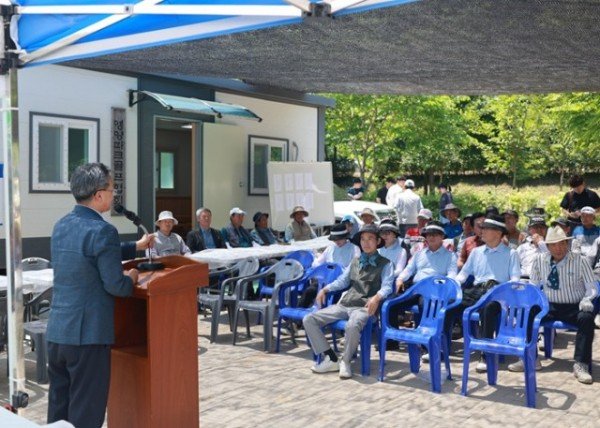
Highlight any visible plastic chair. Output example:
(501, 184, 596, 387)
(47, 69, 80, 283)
(541, 282, 600, 372)
(198, 258, 260, 343)
(461, 282, 549, 408)
(275, 263, 343, 353)
(232, 259, 304, 351)
(378, 276, 462, 392)
(24, 287, 53, 322)
(258, 250, 314, 299)
(328, 315, 379, 376)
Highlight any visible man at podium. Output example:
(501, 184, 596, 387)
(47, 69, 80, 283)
(47, 163, 140, 428)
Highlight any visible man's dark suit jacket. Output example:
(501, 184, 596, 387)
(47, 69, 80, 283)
(186, 227, 226, 252)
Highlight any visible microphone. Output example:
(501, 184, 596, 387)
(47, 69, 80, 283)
(114, 203, 164, 271)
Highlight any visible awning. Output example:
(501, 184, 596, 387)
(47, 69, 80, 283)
(129, 90, 262, 122)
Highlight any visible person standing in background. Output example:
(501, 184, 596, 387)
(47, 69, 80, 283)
(377, 177, 395, 205)
(438, 183, 453, 224)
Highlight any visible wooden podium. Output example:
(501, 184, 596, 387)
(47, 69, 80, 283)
(107, 255, 208, 428)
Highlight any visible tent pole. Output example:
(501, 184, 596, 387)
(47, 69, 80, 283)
(1, 8, 28, 412)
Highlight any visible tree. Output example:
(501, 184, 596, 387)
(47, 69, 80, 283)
(325, 94, 405, 186)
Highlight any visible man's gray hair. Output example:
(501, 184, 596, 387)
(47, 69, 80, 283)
(196, 207, 212, 217)
(70, 163, 111, 202)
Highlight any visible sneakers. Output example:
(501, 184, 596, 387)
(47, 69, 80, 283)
(339, 360, 353, 379)
(421, 353, 429, 363)
(475, 358, 487, 373)
(311, 355, 339, 374)
(595, 314, 600, 329)
(507, 358, 542, 372)
(573, 362, 593, 384)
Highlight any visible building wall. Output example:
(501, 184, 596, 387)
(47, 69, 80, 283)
(9, 65, 139, 239)
(214, 92, 319, 230)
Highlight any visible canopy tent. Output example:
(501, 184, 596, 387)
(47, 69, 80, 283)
(2, 0, 600, 414)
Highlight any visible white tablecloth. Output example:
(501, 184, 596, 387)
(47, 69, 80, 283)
(187, 236, 332, 268)
(0, 269, 54, 295)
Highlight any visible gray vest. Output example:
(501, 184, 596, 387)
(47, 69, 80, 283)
(339, 253, 389, 308)
(291, 220, 312, 241)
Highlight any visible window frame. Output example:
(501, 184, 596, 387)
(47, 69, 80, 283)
(248, 135, 289, 196)
(29, 112, 100, 193)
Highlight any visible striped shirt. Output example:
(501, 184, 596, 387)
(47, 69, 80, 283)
(531, 252, 598, 304)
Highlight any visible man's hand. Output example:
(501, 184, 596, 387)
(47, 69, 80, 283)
(126, 268, 139, 285)
(365, 293, 382, 316)
(135, 234, 155, 251)
(395, 278, 405, 293)
(579, 297, 594, 313)
(315, 288, 328, 308)
(531, 233, 543, 246)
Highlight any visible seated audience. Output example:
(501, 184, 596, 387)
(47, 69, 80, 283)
(221, 207, 255, 248)
(347, 177, 365, 200)
(285, 206, 317, 242)
(444, 215, 521, 373)
(442, 203, 463, 239)
(147, 211, 191, 257)
(509, 226, 597, 384)
(457, 212, 486, 269)
(517, 216, 548, 279)
(571, 206, 600, 258)
(359, 208, 376, 226)
(313, 223, 359, 268)
(341, 215, 360, 239)
(502, 209, 526, 249)
(456, 213, 474, 254)
(378, 219, 408, 279)
(406, 208, 432, 255)
(250, 211, 278, 246)
(303, 224, 393, 379)
(186, 207, 225, 252)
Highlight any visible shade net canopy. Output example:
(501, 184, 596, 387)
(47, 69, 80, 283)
(6, 0, 600, 95)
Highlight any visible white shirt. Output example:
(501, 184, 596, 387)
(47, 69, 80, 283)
(394, 189, 424, 225)
(386, 184, 403, 206)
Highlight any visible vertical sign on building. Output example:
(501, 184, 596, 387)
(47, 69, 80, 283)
(111, 108, 126, 215)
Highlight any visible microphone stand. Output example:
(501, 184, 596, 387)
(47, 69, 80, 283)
(115, 204, 164, 271)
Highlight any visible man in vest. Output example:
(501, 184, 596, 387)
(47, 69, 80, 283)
(303, 224, 394, 379)
(285, 205, 317, 242)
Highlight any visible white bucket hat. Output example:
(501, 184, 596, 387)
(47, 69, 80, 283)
(155, 210, 178, 226)
(545, 225, 573, 244)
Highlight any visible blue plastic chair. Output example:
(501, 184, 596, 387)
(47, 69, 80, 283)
(328, 315, 379, 376)
(378, 276, 462, 392)
(461, 282, 549, 408)
(275, 263, 343, 353)
(541, 282, 600, 372)
(258, 250, 314, 299)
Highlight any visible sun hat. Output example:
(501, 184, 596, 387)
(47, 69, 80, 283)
(442, 203, 461, 217)
(253, 211, 268, 223)
(418, 208, 433, 220)
(501, 209, 519, 220)
(229, 207, 246, 216)
(350, 224, 381, 247)
(329, 223, 349, 241)
(360, 207, 376, 219)
(480, 214, 507, 234)
(379, 218, 399, 236)
(290, 206, 309, 218)
(341, 214, 355, 223)
(155, 210, 178, 226)
(545, 226, 574, 244)
(528, 216, 547, 228)
(405, 179, 415, 189)
(420, 220, 446, 237)
(551, 217, 569, 227)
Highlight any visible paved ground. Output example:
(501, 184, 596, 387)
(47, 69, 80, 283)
(1, 313, 599, 427)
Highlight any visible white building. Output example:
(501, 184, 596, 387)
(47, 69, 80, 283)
(1, 65, 333, 266)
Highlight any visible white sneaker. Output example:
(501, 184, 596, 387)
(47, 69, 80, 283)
(311, 355, 339, 374)
(339, 360, 353, 379)
(595, 314, 600, 329)
(507, 358, 542, 372)
(475, 359, 487, 373)
(421, 353, 429, 363)
(573, 362, 593, 384)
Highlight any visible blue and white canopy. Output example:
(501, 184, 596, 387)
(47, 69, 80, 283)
(4, 0, 417, 67)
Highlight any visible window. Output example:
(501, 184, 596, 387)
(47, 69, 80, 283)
(156, 151, 175, 190)
(31, 113, 99, 192)
(248, 136, 288, 195)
